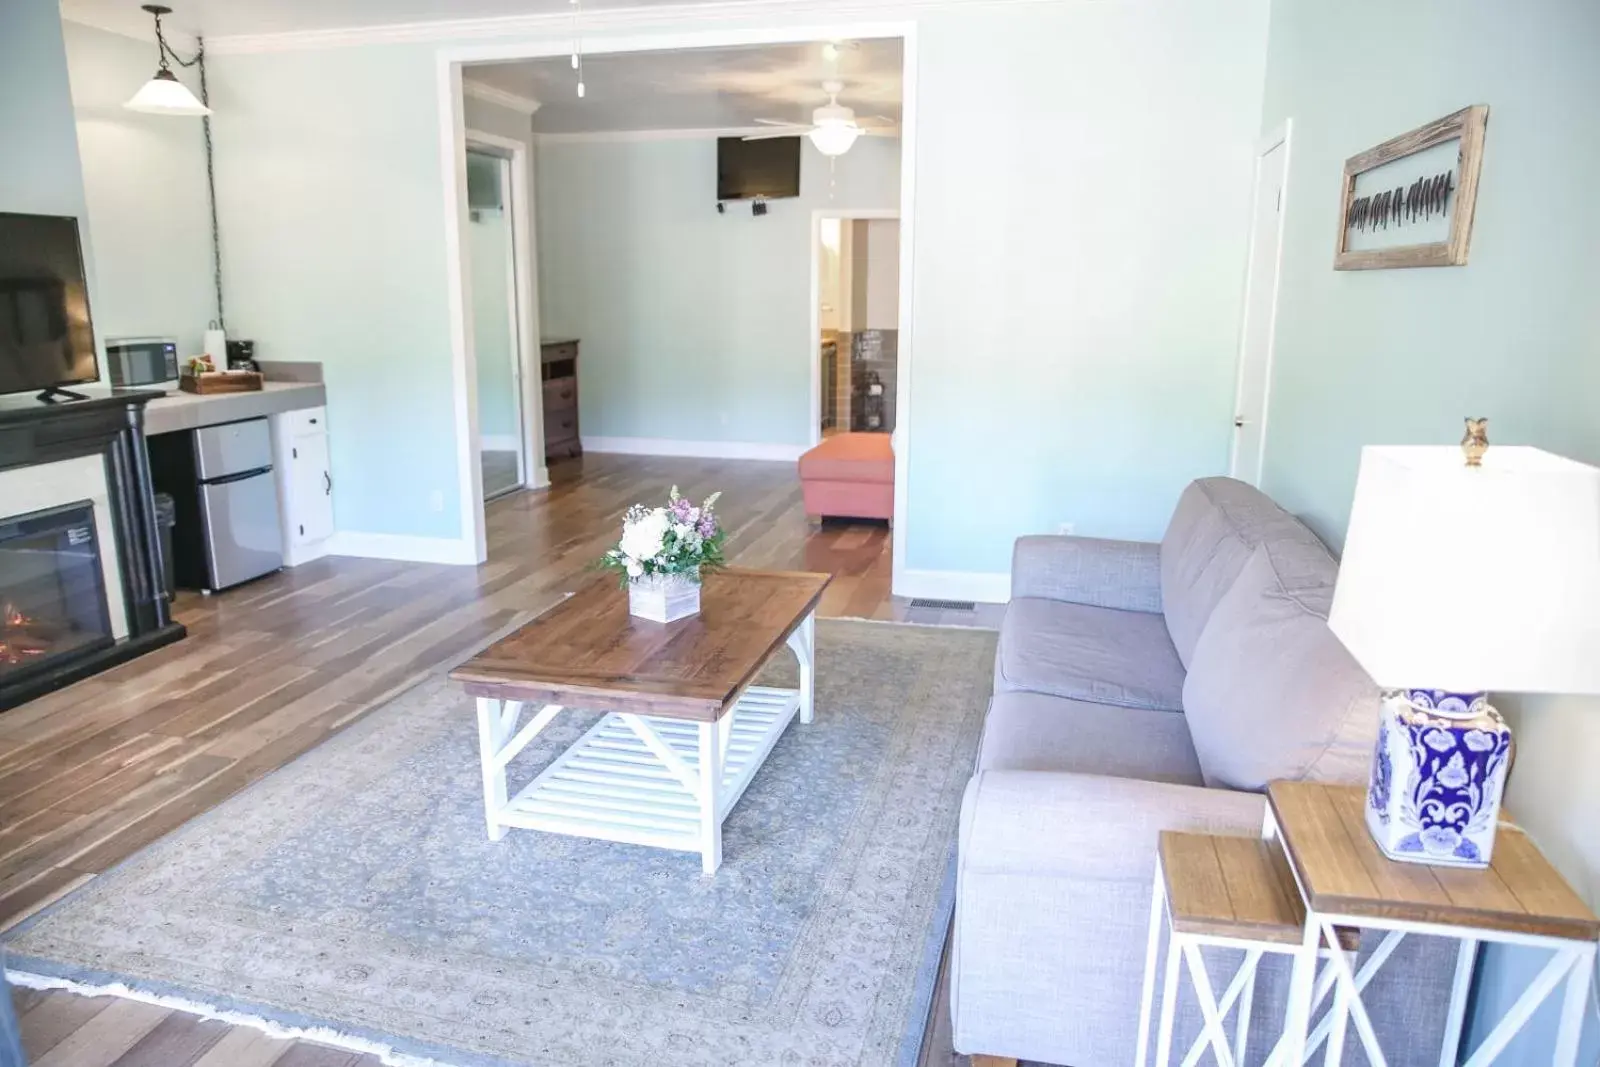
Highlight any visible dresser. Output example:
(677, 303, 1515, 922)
(540, 339, 580, 461)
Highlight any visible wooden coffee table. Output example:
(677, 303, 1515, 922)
(449, 568, 830, 874)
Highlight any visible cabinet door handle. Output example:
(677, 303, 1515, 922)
(324, 471, 333, 495)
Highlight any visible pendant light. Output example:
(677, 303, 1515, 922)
(125, 5, 210, 116)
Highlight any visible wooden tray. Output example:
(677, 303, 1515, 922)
(179, 371, 264, 395)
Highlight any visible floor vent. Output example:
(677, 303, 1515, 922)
(909, 598, 977, 612)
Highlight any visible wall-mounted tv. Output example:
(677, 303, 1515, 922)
(717, 137, 801, 201)
(0, 212, 99, 398)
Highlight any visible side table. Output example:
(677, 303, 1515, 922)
(1136, 831, 1360, 1067)
(1267, 781, 1600, 1067)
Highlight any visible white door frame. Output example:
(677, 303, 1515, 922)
(1228, 120, 1292, 485)
(808, 208, 900, 447)
(436, 23, 918, 578)
(465, 129, 546, 502)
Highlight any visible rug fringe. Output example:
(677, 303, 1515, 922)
(4, 969, 454, 1067)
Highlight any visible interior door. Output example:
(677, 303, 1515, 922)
(1230, 128, 1291, 486)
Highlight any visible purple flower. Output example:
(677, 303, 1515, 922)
(698, 514, 717, 537)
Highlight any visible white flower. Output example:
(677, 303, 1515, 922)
(626, 560, 643, 578)
(1422, 728, 1456, 753)
(1463, 729, 1497, 752)
(620, 509, 670, 562)
(672, 523, 692, 540)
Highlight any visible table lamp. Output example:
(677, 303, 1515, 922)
(1329, 427, 1600, 868)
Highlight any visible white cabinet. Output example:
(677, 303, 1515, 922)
(270, 405, 335, 566)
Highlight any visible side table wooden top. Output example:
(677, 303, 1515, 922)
(1267, 781, 1599, 942)
(449, 568, 830, 721)
(1159, 832, 1360, 950)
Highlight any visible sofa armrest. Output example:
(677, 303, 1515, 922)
(959, 771, 1262, 883)
(1010, 535, 1162, 613)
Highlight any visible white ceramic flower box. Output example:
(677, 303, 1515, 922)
(628, 572, 701, 623)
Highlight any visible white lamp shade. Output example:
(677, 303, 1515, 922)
(808, 123, 861, 157)
(1329, 445, 1600, 694)
(125, 69, 211, 116)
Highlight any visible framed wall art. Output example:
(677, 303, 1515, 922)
(1334, 105, 1488, 270)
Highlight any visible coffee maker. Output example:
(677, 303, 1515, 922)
(225, 339, 257, 372)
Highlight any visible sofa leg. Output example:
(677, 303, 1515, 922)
(970, 1057, 1018, 1067)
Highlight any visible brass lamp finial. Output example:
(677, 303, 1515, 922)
(1462, 417, 1489, 467)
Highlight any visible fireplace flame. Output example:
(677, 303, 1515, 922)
(0, 602, 50, 665)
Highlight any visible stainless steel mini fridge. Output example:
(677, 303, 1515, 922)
(149, 417, 284, 592)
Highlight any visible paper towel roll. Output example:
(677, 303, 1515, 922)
(203, 327, 227, 364)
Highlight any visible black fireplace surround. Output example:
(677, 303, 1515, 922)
(0, 392, 185, 710)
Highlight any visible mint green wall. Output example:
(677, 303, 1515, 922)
(0, 1, 86, 221)
(209, 45, 463, 540)
(903, 0, 1269, 572)
(62, 21, 216, 359)
(1258, 2, 1600, 1060)
(534, 135, 899, 447)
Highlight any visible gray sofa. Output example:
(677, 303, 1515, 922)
(952, 478, 1452, 1066)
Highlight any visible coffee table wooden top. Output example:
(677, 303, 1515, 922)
(1267, 781, 1599, 942)
(449, 568, 830, 721)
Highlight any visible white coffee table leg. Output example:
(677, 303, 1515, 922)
(475, 697, 520, 841)
(787, 613, 816, 724)
(698, 715, 724, 874)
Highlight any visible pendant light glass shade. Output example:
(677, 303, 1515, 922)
(807, 123, 861, 157)
(125, 68, 210, 115)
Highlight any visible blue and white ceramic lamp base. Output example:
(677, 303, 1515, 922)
(1366, 689, 1514, 869)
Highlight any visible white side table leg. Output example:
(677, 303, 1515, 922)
(1135, 871, 1167, 1067)
(1554, 944, 1596, 1067)
(787, 613, 816, 724)
(698, 716, 724, 874)
(1280, 917, 1322, 1067)
(1438, 938, 1477, 1067)
(1234, 951, 1256, 1067)
(1155, 929, 1184, 1067)
(1323, 949, 1353, 1066)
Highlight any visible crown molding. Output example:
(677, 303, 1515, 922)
(202, 0, 1043, 54)
(60, 2, 201, 52)
(533, 125, 902, 143)
(462, 80, 542, 115)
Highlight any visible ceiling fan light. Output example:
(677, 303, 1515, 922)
(808, 123, 860, 157)
(125, 68, 210, 116)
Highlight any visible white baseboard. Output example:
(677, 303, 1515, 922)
(895, 568, 1011, 605)
(582, 436, 805, 462)
(326, 531, 480, 565)
(479, 433, 521, 452)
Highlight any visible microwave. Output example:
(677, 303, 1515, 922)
(106, 337, 180, 389)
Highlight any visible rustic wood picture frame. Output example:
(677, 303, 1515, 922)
(1334, 105, 1488, 270)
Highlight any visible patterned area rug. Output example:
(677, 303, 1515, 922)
(5, 620, 996, 1067)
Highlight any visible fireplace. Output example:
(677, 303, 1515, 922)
(0, 501, 115, 688)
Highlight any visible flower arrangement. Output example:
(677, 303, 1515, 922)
(598, 486, 726, 586)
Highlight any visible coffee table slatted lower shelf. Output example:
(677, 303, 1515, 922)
(501, 686, 801, 853)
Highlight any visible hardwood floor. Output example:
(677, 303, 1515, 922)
(2, 453, 1000, 1067)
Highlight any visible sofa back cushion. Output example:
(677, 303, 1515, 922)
(1159, 478, 1335, 667)
(1182, 543, 1380, 791)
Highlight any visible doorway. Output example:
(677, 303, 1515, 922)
(811, 209, 901, 445)
(465, 144, 530, 501)
(1229, 122, 1291, 486)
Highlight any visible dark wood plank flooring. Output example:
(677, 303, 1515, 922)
(3, 453, 999, 1066)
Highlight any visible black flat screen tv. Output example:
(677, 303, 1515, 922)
(717, 136, 801, 201)
(0, 212, 99, 397)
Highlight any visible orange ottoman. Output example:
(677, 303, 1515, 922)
(798, 432, 894, 521)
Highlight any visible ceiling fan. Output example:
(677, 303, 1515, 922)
(744, 81, 896, 157)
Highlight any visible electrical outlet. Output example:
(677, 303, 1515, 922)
(429, 490, 445, 513)
(1058, 522, 1076, 536)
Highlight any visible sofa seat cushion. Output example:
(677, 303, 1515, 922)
(978, 690, 1203, 784)
(1183, 545, 1380, 791)
(997, 597, 1186, 712)
(796, 432, 894, 484)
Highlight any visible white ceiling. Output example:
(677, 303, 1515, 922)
(470, 39, 903, 134)
(59, 0, 691, 39)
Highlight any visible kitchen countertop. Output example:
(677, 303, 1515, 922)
(139, 381, 327, 436)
